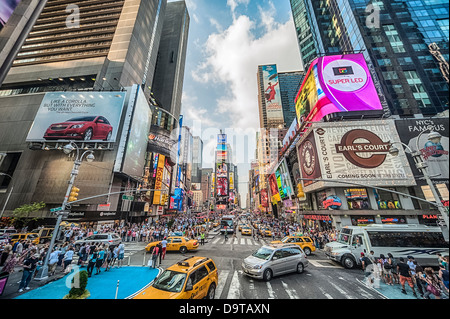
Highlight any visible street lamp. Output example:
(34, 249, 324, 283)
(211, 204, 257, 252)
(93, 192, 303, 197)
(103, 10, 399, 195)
(0, 172, 13, 220)
(389, 130, 449, 240)
(35, 141, 94, 281)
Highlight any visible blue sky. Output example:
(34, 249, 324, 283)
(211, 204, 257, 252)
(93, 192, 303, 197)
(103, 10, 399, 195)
(170, 0, 303, 206)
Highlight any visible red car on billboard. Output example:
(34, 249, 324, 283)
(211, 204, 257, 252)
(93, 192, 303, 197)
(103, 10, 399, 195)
(43, 116, 113, 141)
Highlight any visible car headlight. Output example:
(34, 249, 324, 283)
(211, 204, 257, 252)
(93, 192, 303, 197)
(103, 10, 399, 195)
(331, 252, 340, 256)
(71, 124, 85, 128)
(253, 265, 263, 269)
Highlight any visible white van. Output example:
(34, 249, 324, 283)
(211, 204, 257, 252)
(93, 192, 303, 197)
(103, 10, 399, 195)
(324, 224, 448, 269)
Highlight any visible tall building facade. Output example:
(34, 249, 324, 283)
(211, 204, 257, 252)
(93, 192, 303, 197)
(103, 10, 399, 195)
(289, 0, 449, 117)
(152, 0, 190, 120)
(191, 136, 203, 184)
(0, 0, 190, 226)
(278, 70, 305, 128)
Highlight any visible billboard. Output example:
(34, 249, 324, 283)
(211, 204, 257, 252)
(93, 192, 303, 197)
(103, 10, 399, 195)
(295, 53, 382, 124)
(229, 172, 234, 190)
(27, 92, 126, 142)
(152, 154, 165, 205)
(262, 64, 284, 122)
(395, 118, 449, 185)
(217, 177, 228, 196)
(216, 162, 227, 178)
(301, 120, 415, 191)
(0, 0, 21, 31)
(268, 173, 281, 202)
(218, 134, 227, 144)
(297, 130, 322, 186)
(121, 88, 152, 177)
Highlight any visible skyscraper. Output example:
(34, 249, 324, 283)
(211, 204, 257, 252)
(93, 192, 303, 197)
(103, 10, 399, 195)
(289, 0, 449, 117)
(152, 0, 190, 120)
(0, 0, 191, 224)
(278, 70, 305, 128)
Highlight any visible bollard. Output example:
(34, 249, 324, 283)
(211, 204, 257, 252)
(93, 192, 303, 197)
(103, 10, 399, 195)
(115, 280, 119, 299)
(142, 251, 146, 267)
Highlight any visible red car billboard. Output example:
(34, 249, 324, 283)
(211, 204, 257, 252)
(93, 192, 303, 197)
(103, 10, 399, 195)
(26, 92, 126, 142)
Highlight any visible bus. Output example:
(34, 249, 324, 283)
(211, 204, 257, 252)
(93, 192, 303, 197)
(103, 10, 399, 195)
(324, 224, 448, 269)
(220, 215, 235, 234)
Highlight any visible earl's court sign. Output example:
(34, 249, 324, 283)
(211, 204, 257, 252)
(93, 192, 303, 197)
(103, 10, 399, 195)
(297, 120, 416, 192)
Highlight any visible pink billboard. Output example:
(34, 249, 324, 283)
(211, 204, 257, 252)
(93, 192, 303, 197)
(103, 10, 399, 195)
(295, 53, 382, 123)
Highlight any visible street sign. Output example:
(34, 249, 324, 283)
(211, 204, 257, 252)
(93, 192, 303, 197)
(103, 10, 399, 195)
(50, 207, 62, 213)
(122, 195, 134, 201)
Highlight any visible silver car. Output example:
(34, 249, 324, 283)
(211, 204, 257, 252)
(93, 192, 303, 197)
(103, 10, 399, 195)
(241, 244, 308, 281)
(74, 233, 121, 250)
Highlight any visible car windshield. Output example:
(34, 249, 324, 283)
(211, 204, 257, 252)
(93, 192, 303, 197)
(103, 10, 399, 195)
(67, 116, 96, 122)
(252, 247, 273, 260)
(152, 270, 187, 293)
(281, 237, 291, 243)
(337, 233, 351, 244)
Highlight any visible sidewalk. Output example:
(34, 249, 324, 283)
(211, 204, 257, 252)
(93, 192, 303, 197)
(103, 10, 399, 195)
(1, 264, 160, 299)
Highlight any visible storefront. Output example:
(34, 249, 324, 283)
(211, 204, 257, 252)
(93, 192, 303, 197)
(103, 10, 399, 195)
(66, 211, 127, 230)
(301, 214, 333, 230)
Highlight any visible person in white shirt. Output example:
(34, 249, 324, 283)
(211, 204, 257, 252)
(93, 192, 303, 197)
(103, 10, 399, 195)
(48, 248, 60, 276)
(62, 246, 74, 272)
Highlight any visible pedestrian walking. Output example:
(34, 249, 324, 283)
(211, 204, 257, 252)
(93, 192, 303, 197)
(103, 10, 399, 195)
(87, 247, 97, 277)
(200, 231, 205, 245)
(161, 237, 167, 260)
(387, 253, 399, 285)
(360, 252, 373, 286)
(111, 245, 119, 268)
(104, 246, 113, 271)
(422, 267, 443, 299)
(117, 242, 125, 268)
(48, 247, 60, 276)
(62, 246, 74, 273)
(18, 252, 39, 292)
(397, 257, 417, 297)
(95, 245, 105, 275)
(150, 245, 159, 269)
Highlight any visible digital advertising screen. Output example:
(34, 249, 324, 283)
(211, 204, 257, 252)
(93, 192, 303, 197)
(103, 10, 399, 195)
(295, 53, 382, 124)
(26, 91, 126, 142)
(217, 177, 228, 196)
(121, 88, 152, 178)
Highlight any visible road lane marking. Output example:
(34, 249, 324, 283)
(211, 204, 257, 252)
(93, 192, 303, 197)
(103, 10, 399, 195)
(281, 280, 299, 299)
(216, 270, 229, 299)
(227, 271, 241, 299)
(266, 281, 276, 299)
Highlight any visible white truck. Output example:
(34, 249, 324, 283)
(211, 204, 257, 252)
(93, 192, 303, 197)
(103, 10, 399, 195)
(324, 224, 448, 269)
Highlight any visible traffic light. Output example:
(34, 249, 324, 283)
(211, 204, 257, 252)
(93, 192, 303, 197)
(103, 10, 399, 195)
(161, 194, 168, 205)
(297, 183, 305, 198)
(68, 186, 80, 202)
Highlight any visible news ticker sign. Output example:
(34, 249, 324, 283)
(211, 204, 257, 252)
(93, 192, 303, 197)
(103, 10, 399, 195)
(296, 119, 416, 192)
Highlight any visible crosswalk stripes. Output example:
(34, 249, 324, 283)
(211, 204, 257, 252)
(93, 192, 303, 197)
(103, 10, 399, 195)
(215, 270, 229, 299)
(209, 236, 269, 246)
(215, 269, 379, 299)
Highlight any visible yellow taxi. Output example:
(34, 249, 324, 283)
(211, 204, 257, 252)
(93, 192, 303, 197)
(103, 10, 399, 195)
(133, 256, 219, 299)
(145, 236, 199, 254)
(9, 233, 40, 246)
(241, 226, 252, 236)
(271, 236, 316, 255)
(258, 227, 272, 237)
(213, 221, 220, 228)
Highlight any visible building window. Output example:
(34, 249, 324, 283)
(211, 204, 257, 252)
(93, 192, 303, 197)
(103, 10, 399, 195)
(382, 24, 406, 53)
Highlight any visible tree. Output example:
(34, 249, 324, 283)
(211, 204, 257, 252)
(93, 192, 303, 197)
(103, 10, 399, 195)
(11, 201, 46, 229)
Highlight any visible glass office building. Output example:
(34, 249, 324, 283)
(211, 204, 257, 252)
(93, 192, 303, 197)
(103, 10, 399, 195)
(278, 71, 305, 128)
(289, 0, 449, 117)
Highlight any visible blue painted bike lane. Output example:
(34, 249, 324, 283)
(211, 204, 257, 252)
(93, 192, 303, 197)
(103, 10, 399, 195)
(15, 267, 160, 299)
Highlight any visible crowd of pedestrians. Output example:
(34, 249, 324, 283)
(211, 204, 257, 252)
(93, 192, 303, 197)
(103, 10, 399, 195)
(360, 250, 449, 299)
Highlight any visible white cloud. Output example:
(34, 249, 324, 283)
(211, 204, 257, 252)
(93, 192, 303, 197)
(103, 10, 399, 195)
(192, 12, 302, 131)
